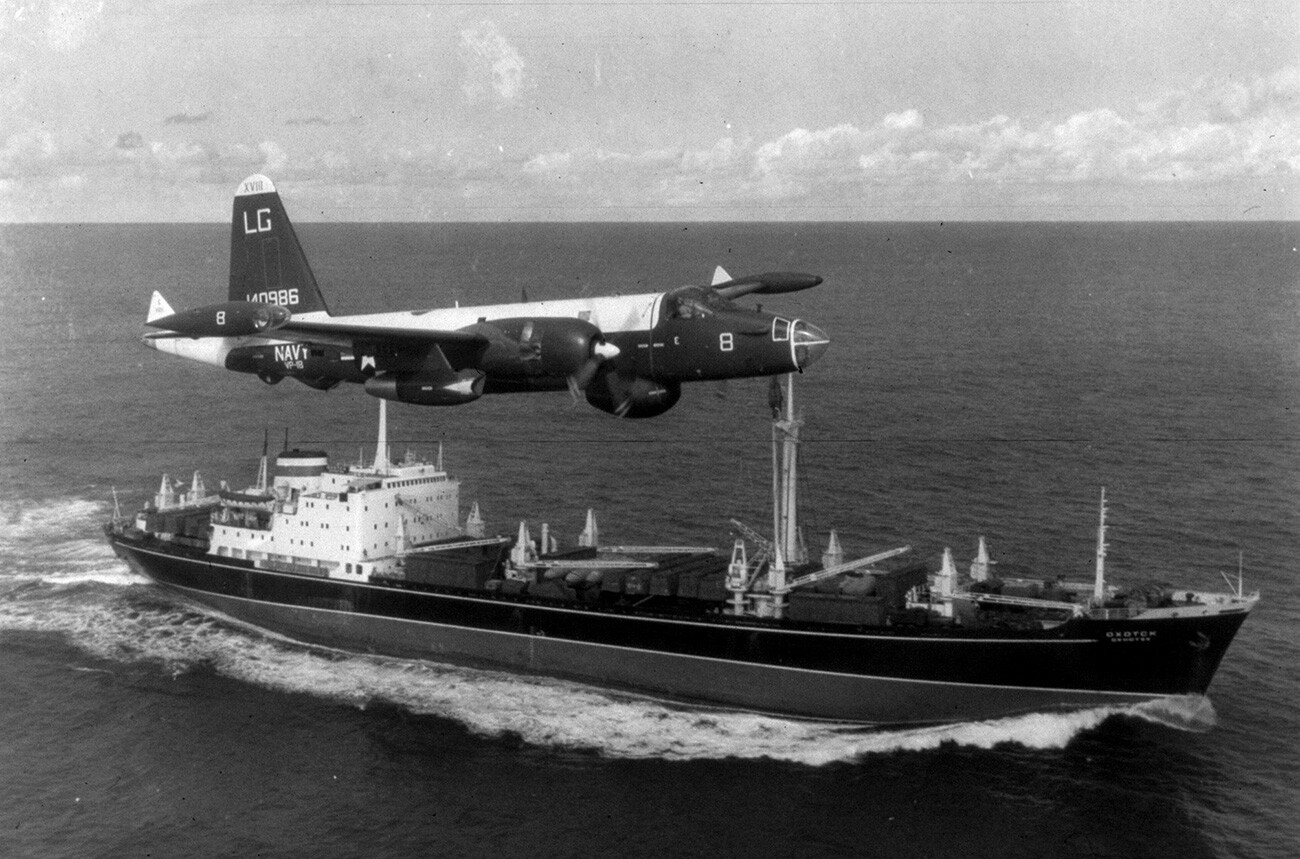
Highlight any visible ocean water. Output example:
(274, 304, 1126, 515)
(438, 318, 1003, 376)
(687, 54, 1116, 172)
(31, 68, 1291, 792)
(0, 221, 1297, 858)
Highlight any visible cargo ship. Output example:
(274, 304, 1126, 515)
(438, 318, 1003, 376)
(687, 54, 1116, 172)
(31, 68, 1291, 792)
(105, 379, 1257, 725)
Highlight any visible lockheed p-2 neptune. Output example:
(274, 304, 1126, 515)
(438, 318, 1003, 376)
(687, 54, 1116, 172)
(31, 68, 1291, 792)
(143, 174, 830, 418)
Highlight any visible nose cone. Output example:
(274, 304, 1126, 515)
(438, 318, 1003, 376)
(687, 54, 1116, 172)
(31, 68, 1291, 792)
(792, 321, 830, 369)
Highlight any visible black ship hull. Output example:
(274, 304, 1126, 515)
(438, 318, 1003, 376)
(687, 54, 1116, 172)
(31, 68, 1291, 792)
(108, 532, 1251, 725)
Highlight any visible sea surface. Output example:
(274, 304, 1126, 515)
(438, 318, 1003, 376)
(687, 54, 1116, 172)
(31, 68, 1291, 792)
(0, 221, 1297, 858)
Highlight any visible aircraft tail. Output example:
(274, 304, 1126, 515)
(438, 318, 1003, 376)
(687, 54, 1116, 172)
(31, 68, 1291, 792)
(228, 175, 331, 315)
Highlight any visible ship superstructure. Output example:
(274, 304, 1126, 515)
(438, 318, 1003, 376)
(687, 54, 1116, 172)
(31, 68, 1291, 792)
(201, 405, 463, 581)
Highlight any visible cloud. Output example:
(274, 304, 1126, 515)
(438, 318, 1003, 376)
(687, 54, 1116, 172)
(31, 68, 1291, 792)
(3, 67, 1296, 220)
(0, 127, 59, 176)
(481, 68, 1299, 216)
(115, 131, 144, 151)
(735, 68, 1299, 193)
(460, 20, 528, 104)
(164, 112, 212, 126)
(45, 0, 104, 52)
(0, 126, 304, 189)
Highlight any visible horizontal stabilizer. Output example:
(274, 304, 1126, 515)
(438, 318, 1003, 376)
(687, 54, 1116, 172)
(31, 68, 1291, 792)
(147, 291, 175, 324)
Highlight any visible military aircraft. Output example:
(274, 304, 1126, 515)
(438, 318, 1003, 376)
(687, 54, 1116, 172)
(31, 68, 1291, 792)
(143, 174, 830, 418)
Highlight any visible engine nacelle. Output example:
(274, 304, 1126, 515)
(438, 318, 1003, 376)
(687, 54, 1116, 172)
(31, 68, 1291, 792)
(585, 372, 681, 419)
(473, 317, 605, 379)
(364, 370, 486, 406)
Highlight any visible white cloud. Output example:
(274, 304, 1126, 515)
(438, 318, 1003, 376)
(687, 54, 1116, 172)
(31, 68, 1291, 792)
(479, 68, 1297, 216)
(259, 140, 289, 174)
(460, 20, 528, 104)
(2, 66, 1296, 220)
(881, 109, 923, 131)
(522, 150, 573, 178)
(0, 127, 59, 176)
(45, 0, 104, 52)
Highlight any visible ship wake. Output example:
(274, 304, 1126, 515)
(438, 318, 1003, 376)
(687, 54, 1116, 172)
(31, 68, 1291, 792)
(0, 497, 144, 589)
(1, 589, 1216, 764)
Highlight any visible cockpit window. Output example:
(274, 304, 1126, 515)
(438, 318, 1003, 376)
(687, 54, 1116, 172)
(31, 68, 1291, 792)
(665, 286, 737, 320)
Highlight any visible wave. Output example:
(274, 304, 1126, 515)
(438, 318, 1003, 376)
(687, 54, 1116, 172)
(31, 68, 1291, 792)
(0, 496, 144, 588)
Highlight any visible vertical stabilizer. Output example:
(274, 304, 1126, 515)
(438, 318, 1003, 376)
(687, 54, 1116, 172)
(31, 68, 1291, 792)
(229, 174, 330, 315)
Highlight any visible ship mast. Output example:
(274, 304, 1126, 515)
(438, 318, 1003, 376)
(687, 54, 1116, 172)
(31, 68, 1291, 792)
(772, 374, 805, 564)
(374, 399, 391, 472)
(1093, 487, 1107, 604)
(255, 429, 269, 493)
(767, 373, 807, 615)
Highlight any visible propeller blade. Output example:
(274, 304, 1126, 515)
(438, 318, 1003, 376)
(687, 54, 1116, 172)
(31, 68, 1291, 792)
(566, 339, 620, 404)
(566, 361, 599, 405)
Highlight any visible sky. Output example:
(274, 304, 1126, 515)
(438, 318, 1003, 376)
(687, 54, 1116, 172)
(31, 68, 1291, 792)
(1, 0, 1298, 222)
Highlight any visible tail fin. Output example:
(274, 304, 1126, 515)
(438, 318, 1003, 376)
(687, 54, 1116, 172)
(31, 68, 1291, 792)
(228, 174, 330, 315)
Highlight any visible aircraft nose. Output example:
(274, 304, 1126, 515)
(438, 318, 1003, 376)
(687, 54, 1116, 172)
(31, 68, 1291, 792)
(792, 320, 830, 369)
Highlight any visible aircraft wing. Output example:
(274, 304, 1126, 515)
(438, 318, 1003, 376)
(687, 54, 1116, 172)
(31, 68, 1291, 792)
(275, 319, 491, 367)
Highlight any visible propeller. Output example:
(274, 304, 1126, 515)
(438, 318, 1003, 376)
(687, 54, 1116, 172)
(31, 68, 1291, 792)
(567, 339, 620, 403)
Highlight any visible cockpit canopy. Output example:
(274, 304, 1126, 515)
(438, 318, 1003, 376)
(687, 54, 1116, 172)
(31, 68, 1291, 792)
(662, 286, 739, 321)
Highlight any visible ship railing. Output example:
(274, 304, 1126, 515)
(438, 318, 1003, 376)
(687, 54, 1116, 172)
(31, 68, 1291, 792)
(1085, 606, 1142, 621)
(1185, 589, 1261, 607)
(524, 559, 660, 570)
(260, 558, 335, 578)
(597, 546, 717, 554)
(410, 537, 510, 552)
(953, 591, 1086, 617)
